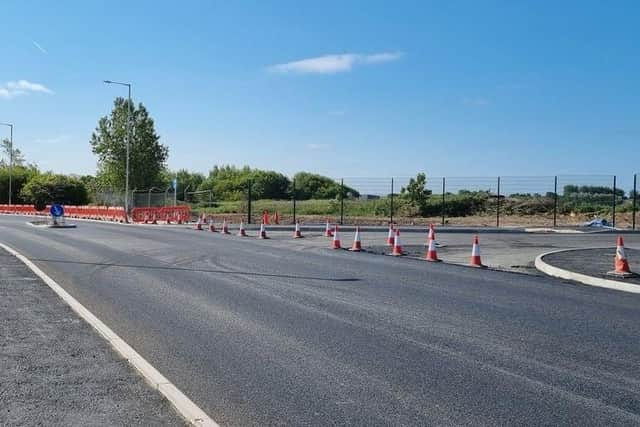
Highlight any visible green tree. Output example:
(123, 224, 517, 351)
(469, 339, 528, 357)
(400, 173, 432, 216)
(197, 165, 291, 200)
(90, 97, 168, 191)
(175, 169, 205, 201)
(0, 165, 40, 204)
(20, 173, 89, 207)
(291, 172, 359, 200)
(1, 138, 26, 167)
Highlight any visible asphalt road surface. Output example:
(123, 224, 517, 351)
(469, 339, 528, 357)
(1, 215, 639, 426)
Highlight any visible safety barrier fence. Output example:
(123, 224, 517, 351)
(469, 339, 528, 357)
(0, 204, 128, 222)
(131, 206, 191, 223)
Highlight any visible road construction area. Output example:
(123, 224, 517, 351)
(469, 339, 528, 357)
(1, 214, 639, 426)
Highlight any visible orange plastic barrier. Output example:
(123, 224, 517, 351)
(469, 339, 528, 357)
(131, 206, 191, 224)
(0, 204, 128, 222)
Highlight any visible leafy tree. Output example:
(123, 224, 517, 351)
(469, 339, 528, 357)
(20, 173, 89, 207)
(175, 169, 205, 201)
(90, 97, 168, 191)
(400, 173, 432, 215)
(0, 165, 40, 204)
(197, 165, 291, 200)
(0, 138, 26, 167)
(292, 172, 359, 200)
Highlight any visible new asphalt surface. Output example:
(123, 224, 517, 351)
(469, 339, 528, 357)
(0, 246, 186, 426)
(1, 215, 639, 426)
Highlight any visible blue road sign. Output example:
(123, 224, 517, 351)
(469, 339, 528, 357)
(50, 203, 64, 217)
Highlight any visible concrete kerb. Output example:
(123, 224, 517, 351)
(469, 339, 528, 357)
(535, 248, 640, 294)
(0, 241, 219, 427)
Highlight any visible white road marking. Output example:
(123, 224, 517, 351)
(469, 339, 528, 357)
(0, 241, 219, 427)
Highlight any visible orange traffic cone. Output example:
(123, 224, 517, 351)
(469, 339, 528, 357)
(194, 216, 203, 231)
(262, 211, 270, 225)
(201, 213, 208, 224)
(470, 235, 486, 268)
(152, 213, 158, 225)
(426, 224, 435, 245)
(273, 212, 280, 225)
(259, 221, 269, 239)
(391, 229, 403, 256)
(325, 220, 334, 237)
(238, 221, 248, 237)
(331, 225, 342, 249)
(608, 236, 635, 277)
(349, 226, 362, 252)
(209, 219, 217, 232)
(177, 214, 183, 225)
(222, 219, 231, 234)
(425, 234, 440, 262)
(293, 221, 303, 238)
(144, 213, 149, 224)
(386, 224, 395, 246)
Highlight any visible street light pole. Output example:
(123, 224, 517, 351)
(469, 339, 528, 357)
(0, 123, 13, 205)
(103, 80, 132, 221)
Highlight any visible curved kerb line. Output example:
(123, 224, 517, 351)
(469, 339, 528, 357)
(0, 241, 219, 427)
(535, 248, 640, 294)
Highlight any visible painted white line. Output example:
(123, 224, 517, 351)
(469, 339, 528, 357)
(535, 248, 640, 294)
(0, 241, 219, 427)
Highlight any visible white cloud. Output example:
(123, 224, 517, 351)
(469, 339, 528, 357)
(35, 135, 69, 144)
(463, 97, 490, 106)
(0, 80, 53, 99)
(328, 110, 346, 116)
(306, 143, 331, 150)
(32, 41, 48, 54)
(269, 51, 403, 74)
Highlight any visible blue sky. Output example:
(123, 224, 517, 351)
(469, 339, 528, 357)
(1, 1, 639, 180)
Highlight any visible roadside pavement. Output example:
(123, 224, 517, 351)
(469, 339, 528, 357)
(0, 248, 186, 426)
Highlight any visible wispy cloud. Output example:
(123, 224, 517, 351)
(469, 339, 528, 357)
(269, 51, 403, 74)
(32, 41, 48, 54)
(35, 135, 69, 144)
(306, 143, 331, 151)
(0, 80, 53, 99)
(462, 97, 490, 106)
(328, 110, 346, 116)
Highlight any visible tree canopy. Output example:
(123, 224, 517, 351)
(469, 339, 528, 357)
(90, 97, 168, 191)
(292, 172, 359, 200)
(20, 173, 89, 207)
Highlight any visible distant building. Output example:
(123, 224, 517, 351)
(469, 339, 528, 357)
(359, 194, 381, 200)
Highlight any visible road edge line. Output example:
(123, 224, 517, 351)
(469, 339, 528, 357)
(534, 248, 640, 294)
(0, 241, 219, 427)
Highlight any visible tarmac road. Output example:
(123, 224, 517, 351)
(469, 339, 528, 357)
(1, 215, 639, 426)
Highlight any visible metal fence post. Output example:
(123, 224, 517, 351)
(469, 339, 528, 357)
(612, 175, 617, 228)
(553, 176, 558, 228)
(340, 178, 344, 225)
(247, 180, 252, 224)
(292, 179, 296, 225)
(633, 173, 637, 231)
(441, 177, 446, 226)
(496, 176, 501, 227)
(390, 178, 394, 225)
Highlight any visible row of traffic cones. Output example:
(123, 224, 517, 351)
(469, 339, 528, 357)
(327, 223, 486, 267)
(193, 217, 634, 275)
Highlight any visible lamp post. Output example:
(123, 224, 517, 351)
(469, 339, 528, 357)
(103, 80, 132, 221)
(0, 122, 13, 205)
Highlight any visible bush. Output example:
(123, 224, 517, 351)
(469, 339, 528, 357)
(20, 173, 89, 206)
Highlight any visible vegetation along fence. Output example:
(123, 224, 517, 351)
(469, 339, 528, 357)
(135, 174, 639, 230)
